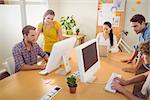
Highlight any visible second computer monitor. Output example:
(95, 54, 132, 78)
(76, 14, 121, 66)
(44, 37, 77, 74)
(76, 39, 100, 83)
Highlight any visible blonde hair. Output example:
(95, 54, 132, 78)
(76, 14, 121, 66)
(42, 9, 55, 32)
(139, 41, 150, 55)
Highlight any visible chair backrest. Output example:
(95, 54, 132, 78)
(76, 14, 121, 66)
(2, 57, 15, 75)
(117, 38, 133, 53)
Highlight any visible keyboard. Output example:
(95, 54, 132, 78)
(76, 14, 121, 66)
(105, 72, 122, 93)
(41, 85, 61, 100)
(71, 70, 80, 78)
(38, 70, 48, 75)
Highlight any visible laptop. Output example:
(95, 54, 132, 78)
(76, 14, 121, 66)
(99, 45, 108, 57)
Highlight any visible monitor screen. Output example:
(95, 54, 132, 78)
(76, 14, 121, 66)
(39, 37, 77, 75)
(82, 42, 98, 72)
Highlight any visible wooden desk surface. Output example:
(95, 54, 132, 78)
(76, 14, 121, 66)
(63, 34, 86, 38)
(0, 52, 135, 100)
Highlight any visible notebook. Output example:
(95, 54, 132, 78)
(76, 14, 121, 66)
(99, 45, 108, 57)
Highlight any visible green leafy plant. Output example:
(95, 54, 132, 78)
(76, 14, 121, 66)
(60, 15, 79, 35)
(75, 28, 80, 35)
(67, 76, 77, 87)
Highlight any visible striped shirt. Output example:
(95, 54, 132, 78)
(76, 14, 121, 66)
(12, 41, 46, 72)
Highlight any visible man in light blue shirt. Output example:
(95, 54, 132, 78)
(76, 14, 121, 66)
(122, 14, 150, 73)
(134, 23, 150, 62)
(137, 23, 150, 48)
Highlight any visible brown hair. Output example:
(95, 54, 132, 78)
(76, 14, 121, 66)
(139, 41, 150, 55)
(22, 25, 36, 35)
(130, 14, 145, 24)
(42, 9, 55, 32)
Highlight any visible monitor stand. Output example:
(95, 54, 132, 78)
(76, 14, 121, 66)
(87, 76, 96, 83)
(55, 55, 71, 75)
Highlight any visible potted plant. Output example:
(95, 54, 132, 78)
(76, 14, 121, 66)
(60, 15, 79, 35)
(66, 75, 77, 93)
(75, 28, 80, 35)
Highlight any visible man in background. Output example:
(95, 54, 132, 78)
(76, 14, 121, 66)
(113, 41, 150, 100)
(122, 14, 150, 73)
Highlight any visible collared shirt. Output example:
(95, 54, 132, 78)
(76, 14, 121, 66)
(134, 23, 150, 50)
(133, 23, 150, 64)
(12, 41, 46, 72)
(139, 23, 150, 43)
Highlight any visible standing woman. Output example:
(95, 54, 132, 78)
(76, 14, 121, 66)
(37, 9, 63, 56)
(96, 21, 119, 53)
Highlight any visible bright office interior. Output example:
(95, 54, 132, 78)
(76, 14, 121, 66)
(0, 0, 150, 71)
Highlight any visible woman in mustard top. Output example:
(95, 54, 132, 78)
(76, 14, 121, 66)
(37, 9, 63, 56)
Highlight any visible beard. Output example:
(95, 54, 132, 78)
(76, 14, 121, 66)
(136, 31, 141, 34)
(136, 28, 145, 34)
(136, 30, 143, 34)
(27, 39, 36, 44)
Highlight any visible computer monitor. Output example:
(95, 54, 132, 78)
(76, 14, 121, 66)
(39, 37, 77, 75)
(76, 39, 100, 83)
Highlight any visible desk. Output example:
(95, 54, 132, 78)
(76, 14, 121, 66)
(63, 34, 86, 45)
(0, 52, 135, 100)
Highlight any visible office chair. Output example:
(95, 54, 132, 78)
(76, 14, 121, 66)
(117, 31, 133, 53)
(2, 57, 15, 75)
(117, 38, 133, 53)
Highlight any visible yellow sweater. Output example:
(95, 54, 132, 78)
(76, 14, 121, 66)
(38, 21, 61, 53)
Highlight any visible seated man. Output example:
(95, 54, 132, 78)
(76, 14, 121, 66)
(12, 25, 48, 72)
(112, 41, 150, 99)
(121, 14, 150, 73)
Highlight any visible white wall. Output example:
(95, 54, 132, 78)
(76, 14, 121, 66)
(0, 5, 22, 70)
(26, 4, 48, 47)
(124, 0, 149, 48)
(48, 0, 59, 19)
(54, 0, 149, 46)
(57, 0, 98, 40)
(147, 0, 150, 22)
(0, 4, 48, 70)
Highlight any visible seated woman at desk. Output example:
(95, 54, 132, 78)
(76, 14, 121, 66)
(96, 21, 119, 53)
(112, 41, 150, 100)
